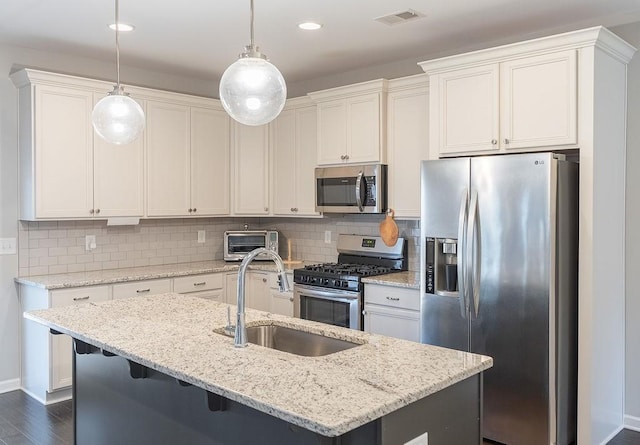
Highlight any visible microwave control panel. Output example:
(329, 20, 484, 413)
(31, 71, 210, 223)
(268, 231, 279, 253)
(364, 176, 377, 205)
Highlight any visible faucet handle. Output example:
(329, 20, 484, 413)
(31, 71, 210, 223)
(277, 272, 291, 292)
(224, 305, 235, 336)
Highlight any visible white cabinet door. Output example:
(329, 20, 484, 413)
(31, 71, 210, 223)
(146, 100, 191, 216)
(232, 123, 269, 215)
(225, 272, 239, 304)
(434, 64, 500, 156)
(270, 289, 294, 317)
(347, 93, 381, 163)
(387, 80, 430, 218)
(246, 271, 270, 311)
(190, 107, 230, 216)
(272, 108, 297, 215)
(316, 100, 347, 165)
(272, 104, 319, 216)
(34, 85, 94, 218)
(49, 285, 111, 391)
(92, 94, 145, 217)
(500, 50, 577, 150)
(363, 304, 420, 342)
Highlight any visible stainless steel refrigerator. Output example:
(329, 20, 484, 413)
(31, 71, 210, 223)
(420, 152, 577, 445)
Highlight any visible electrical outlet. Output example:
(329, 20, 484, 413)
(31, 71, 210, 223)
(85, 235, 96, 251)
(197, 230, 206, 243)
(324, 230, 331, 244)
(0, 238, 17, 255)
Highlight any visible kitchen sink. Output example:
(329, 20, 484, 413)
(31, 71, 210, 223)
(219, 324, 362, 356)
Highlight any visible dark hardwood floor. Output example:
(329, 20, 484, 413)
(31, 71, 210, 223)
(0, 389, 638, 444)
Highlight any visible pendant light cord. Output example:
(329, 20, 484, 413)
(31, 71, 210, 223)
(249, 0, 255, 50)
(115, 0, 121, 88)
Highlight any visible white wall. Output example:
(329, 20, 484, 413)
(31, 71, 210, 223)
(611, 22, 640, 431)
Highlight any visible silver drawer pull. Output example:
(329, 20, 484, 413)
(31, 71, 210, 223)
(73, 296, 90, 301)
(136, 289, 151, 293)
(386, 296, 400, 301)
(193, 282, 206, 286)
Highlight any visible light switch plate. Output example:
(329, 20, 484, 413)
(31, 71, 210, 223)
(197, 230, 206, 243)
(0, 238, 17, 255)
(85, 235, 96, 251)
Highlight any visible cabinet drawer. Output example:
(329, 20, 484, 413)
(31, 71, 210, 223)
(173, 273, 223, 294)
(186, 289, 225, 302)
(50, 285, 111, 308)
(112, 279, 172, 299)
(364, 284, 419, 311)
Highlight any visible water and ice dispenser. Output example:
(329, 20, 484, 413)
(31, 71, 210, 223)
(425, 238, 458, 295)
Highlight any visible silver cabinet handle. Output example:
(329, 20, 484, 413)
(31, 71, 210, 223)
(491, 139, 497, 145)
(73, 296, 90, 301)
(345, 154, 349, 160)
(504, 138, 510, 144)
(188, 208, 193, 213)
(136, 288, 151, 293)
(95, 209, 100, 214)
(386, 296, 400, 301)
(262, 278, 267, 283)
(193, 282, 206, 286)
(264, 207, 268, 212)
(89, 209, 94, 214)
(340, 155, 345, 160)
(193, 208, 197, 213)
(289, 297, 294, 302)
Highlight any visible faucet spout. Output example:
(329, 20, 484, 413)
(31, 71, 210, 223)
(235, 248, 289, 348)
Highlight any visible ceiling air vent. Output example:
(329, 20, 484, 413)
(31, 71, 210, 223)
(374, 9, 424, 26)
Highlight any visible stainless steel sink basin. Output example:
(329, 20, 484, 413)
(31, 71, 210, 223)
(244, 324, 361, 357)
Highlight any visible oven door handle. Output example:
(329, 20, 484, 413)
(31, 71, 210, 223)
(294, 284, 360, 300)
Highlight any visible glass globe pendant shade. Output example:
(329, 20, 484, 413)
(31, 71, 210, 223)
(219, 56, 287, 126)
(92, 87, 145, 145)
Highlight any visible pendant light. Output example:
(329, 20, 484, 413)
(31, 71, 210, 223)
(219, 0, 287, 126)
(92, 0, 145, 145)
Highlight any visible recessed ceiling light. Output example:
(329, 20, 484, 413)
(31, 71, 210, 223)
(298, 22, 322, 31)
(108, 23, 135, 32)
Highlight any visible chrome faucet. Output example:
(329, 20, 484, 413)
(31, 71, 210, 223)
(235, 247, 290, 348)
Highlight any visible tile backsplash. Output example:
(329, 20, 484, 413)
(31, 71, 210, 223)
(18, 215, 420, 277)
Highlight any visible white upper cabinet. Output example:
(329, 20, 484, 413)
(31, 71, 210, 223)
(146, 100, 191, 216)
(423, 49, 577, 158)
(271, 98, 319, 216)
(147, 100, 230, 217)
(232, 122, 270, 215)
(93, 94, 145, 218)
(309, 79, 387, 165)
(190, 107, 230, 215)
(386, 75, 431, 218)
(10, 70, 146, 220)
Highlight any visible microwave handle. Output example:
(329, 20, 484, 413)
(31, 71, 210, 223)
(355, 170, 364, 212)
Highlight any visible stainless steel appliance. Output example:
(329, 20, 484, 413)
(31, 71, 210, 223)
(315, 164, 387, 213)
(294, 234, 407, 329)
(224, 230, 279, 262)
(420, 153, 578, 445)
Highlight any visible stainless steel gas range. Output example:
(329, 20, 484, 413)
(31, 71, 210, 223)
(293, 234, 407, 330)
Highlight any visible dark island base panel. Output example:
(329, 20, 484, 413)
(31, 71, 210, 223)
(72, 341, 482, 445)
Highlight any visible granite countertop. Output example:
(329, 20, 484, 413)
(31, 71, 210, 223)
(362, 271, 420, 289)
(15, 260, 315, 290)
(25, 294, 492, 437)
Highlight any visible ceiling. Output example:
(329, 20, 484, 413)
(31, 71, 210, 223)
(2, 0, 640, 93)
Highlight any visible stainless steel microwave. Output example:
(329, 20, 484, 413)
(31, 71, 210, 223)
(315, 164, 387, 213)
(223, 230, 279, 261)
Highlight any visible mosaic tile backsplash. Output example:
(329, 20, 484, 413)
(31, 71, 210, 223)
(19, 215, 420, 277)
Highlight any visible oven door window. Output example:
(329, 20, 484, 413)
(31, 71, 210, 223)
(300, 295, 351, 329)
(227, 235, 266, 254)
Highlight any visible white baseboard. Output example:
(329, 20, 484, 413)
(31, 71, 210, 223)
(599, 425, 624, 445)
(624, 414, 640, 432)
(0, 378, 20, 394)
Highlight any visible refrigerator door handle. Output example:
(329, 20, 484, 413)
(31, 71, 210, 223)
(467, 190, 480, 318)
(457, 188, 469, 319)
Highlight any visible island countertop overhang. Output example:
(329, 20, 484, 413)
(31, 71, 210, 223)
(24, 293, 492, 437)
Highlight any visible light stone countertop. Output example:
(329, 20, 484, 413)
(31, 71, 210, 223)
(25, 293, 492, 437)
(362, 271, 420, 289)
(15, 260, 317, 290)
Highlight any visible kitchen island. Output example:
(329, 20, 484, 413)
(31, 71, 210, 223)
(25, 293, 492, 445)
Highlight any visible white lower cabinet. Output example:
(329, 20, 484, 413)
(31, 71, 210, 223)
(20, 284, 111, 404)
(269, 272, 294, 316)
(174, 273, 225, 302)
(112, 278, 172, 300)
(246, 271, 271, 311)
(225, 272, 239, 304)
(363, 284, 420, 342)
